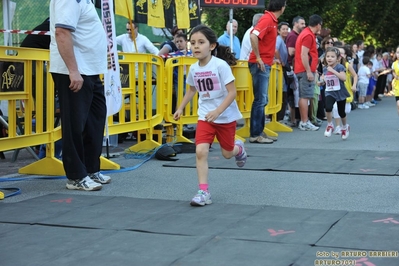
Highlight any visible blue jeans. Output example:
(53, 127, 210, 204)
(249, 63, 271, 137)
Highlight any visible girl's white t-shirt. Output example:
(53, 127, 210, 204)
(186, 56, 242, 123)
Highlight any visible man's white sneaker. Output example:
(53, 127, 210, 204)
(89, 172, 111, 184)
(66, 176, 102, 191)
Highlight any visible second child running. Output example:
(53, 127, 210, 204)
(322, 47, 351, 140)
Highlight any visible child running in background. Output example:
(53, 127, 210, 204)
(173, 25, 247, 206)
(332, 45, 358, 135)
(322, 47, 351, 140)
(391, 46, 399, 129)
(357, 57, 372, 109)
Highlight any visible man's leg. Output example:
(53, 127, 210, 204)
(249, 63, 270, 137)
(52, 73, 91, 181)
(84, 75, 107, 174)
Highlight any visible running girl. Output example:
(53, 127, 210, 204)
(322, 47, 351, 139)
(173, 25, 247, 206)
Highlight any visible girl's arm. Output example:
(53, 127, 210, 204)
(327, 66, 346, 81)
(173, 86, 196, 120)
(348, 64, 358, 91)
(205, 81, 237, 122)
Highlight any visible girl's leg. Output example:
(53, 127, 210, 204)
(324, 96, 335, 124)
(216, 121, 247, 168)
(337, 100, 347, 126)
(396, 98, 399, 117)
(324, 95, 335, 137)
(195, 143, 210, 188)
(191, 121, 214, 206)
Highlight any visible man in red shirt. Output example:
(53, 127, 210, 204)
(294, 14, 323, 131)
(248, 0, 286, 144)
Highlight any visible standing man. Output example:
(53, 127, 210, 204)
(294, 14, 323, 131)
(286, 16, 306, 67)
(240, 13, 263, 60)
(248, 0, 286, 143)
(50, 0, 111, 191)
(285, 16, 306, 126)
(218, 19, 241, 60)
(116, 21, 159, 54)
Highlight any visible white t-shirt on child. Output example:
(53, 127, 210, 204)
(186, 56, 242, 124)
(357, 65, 371, 84)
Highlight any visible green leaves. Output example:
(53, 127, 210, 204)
(202, 0, 398, 49)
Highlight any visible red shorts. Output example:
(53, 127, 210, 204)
(195, 120, 236, 151)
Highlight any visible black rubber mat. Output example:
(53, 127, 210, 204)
(164, 148, 399, 176)
(2, 193, 399, 266)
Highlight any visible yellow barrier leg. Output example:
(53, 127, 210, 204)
(127, 139, 161, 152)
(19, 157, 65, 176)
(265, 114, 293, 133)
(236, 118, 251, 138)
(266, 121, 293, 132)
(174, 125, 194, 143)
(100, 156, 120, 170)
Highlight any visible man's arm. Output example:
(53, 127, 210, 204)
(144, 37, 159, 55)
(301, 45, 314, 81)
(250, 32, 265, 72)
(288, 47, 295, 57)
(55, 27, 83, 92)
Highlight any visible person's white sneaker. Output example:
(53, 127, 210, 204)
(324, 123, 334, 137)
(298, 120, 319, 131)
(341, 125, 350, 140)
(333, 126, 342, 135)
(66, 176, 102, 191)
(89, 172, 111, 184)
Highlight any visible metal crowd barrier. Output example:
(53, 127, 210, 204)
(0, 47, 288, 176)
(108, 53, 164, 152)
(265, 63, 293, 134)
(0, 46, 118, 175)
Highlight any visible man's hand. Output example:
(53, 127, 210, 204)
(69, 71, 83, 92)
(307, 71, 314, 81)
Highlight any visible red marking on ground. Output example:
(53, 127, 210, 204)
(267, 229, 295, 236)
(356, 257, 376, 266)
(359, 169, 376, 172)
(50, 198, 73, 203)
(375, 157, 390, 160)
(372, 217, 399, 224)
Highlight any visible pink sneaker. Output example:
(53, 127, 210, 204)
(234, 140, 247, 167)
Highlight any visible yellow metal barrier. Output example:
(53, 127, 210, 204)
(265, 63, 293, 134)
(0, 46, 64, 175)
(232, 60, 253, 138)
(163, 57, 198, 143)
(109, 53, 164, 152)
(0, 46, 118, 175)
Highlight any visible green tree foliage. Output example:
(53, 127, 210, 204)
(201, 0, 399, 50)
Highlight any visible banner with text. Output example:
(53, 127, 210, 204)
(102, 0, 122, 117)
